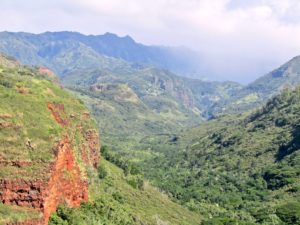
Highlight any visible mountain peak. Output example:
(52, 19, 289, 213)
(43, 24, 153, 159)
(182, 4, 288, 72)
(101, 32, 135, 43)
(103, 32, 118, 38)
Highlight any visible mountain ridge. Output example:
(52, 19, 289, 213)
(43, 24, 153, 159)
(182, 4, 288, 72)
(0, 31, 202, 78)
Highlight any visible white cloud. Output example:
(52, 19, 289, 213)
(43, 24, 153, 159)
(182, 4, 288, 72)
(0, 0, 300, 83)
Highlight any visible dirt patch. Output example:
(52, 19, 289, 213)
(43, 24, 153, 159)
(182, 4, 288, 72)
(47, 103, 69, 127)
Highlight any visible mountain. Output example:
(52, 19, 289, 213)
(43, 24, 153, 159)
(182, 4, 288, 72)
(60, 62, 243, 165)
(0, 55, 201, 225)
(3, 31, 300, 119)
(0, 31, 243, 119)
(218, 56, 300, 114)
(143, 87, 300, 224)
(0, 31, 201, 77)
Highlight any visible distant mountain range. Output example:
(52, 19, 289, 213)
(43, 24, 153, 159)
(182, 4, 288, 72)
(1, 31, 300, 119)
(218, 56, 300, 114)
(0, 31, 202, 77)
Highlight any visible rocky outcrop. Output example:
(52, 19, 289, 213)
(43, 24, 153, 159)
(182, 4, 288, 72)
(47, 103, 69, 127)
(0, 179, 45, 209)
(38, 67, 56, 80)
(152, 75, 195, 108)
(84, 129, 100, 168)
(43, 136, 89, 224)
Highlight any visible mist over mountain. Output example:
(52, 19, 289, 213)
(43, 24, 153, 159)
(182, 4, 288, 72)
(0, 31, 204, 79)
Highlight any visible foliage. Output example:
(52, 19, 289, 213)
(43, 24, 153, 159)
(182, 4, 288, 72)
(0, 55, 99, 222)
(0, 203, 41, 224)
(139, 88, 300, 223)
(49, 160, 201, 225)
(276, 202, 300, 224)
(98, 164, 108, 179)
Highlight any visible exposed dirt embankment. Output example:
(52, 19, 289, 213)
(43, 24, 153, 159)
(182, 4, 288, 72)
(0, 102, 100, 225)
(43, 136, 89, 224)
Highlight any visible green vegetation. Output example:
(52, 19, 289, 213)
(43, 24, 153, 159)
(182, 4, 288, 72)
(0, 31, 204, 82)
(0, 55, 99, 223)
(2, 32, 300, 225)
(217, 56, 300, 114)
(0, 55, 97, 179)
(0, 203, 42, 225)
(62, 59, 300, 224)
(141, 87, 300, 224)
(49, 159, 201, 225)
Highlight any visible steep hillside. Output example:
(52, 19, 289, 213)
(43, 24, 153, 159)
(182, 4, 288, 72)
(0, 55, 202, 225)
(49, 159, 201, 225)
(0, 55, 100, 224)
(62, 63, 242, 123)
(143, 87, 300, 224)
(219, 56, 300, 114)
(63, 67, 202, 131)
(0, 31, 201, 77)
(63, 65, 241, 163)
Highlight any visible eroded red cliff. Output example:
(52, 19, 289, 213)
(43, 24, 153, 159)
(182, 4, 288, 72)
(0, 102, 100, 225)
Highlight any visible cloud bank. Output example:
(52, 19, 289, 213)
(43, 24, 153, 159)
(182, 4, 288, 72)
(1, 0, 300, 83)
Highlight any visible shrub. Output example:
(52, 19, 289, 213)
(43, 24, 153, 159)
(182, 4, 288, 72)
(264, 167, 297, 190)
(276, 202, 300, 224)
(97, 164, 107, 179)
(0, 79, 13, 88)
(126, 175, 144, 190)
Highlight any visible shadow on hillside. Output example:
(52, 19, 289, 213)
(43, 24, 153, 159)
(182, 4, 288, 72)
(277, 124, 300, 161)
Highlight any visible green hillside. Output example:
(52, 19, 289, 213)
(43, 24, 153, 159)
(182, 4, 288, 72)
(0, 54, 102, 223)
(218, 56, 300, 114)
(0, 55, 201, 225)
(0, 55, 97, 179)
(2, 31, 300, 119)
(2, 31, 300, 225)
(0, 31, 202, 78)
(143, 87, 300, 224)
(63, 65, 243, 164)
(0, 31, 243, 120)
(50, 159, 201, 225)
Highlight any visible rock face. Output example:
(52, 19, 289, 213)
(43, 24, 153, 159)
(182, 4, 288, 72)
(42, 136, 89, 224)
(152, 74, 195, 108)
(0, 102, 100, 224)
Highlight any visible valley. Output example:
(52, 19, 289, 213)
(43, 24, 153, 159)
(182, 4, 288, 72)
(0, 31, 299, 225)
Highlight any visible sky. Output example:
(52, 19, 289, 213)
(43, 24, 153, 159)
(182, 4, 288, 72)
(1, 0, 300, 83)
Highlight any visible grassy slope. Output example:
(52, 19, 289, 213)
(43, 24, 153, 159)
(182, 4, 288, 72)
(92, 160, 201, 225)
(0, 55, 98, 222)
(50, 159, 201, 225)
(0, 56, 96, 178)
(0, 204, 42, 225)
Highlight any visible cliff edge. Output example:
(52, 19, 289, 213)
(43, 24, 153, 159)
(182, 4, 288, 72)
(0, 55, 100, 224)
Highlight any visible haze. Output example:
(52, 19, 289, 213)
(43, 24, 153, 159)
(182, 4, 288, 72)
(1, 0, 300, 83)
